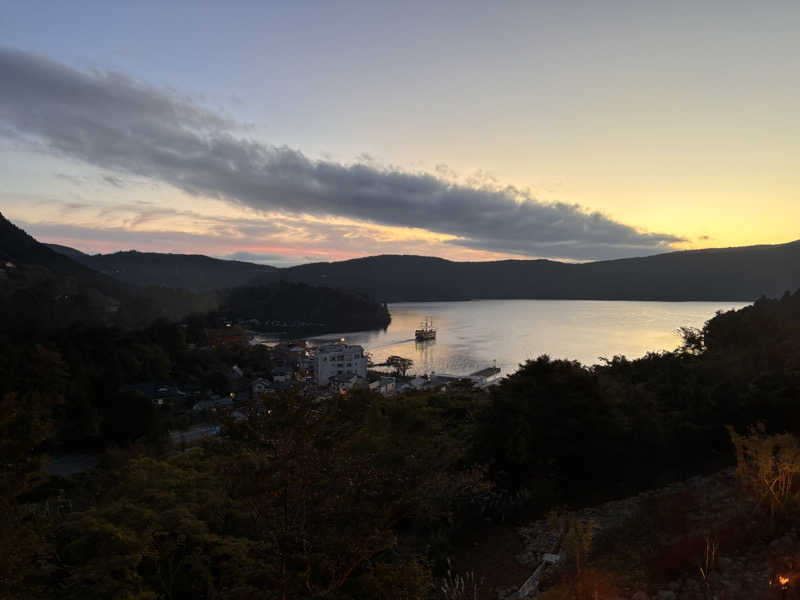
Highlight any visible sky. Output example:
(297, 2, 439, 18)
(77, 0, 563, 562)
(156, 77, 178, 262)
(1, 1, 798, 266)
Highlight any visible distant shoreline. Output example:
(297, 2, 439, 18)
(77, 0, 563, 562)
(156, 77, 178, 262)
(386, 297, 759, 304)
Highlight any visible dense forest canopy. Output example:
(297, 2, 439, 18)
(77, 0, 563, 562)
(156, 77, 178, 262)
(224, 282, 390, 333)
(3, 275, 800, 596)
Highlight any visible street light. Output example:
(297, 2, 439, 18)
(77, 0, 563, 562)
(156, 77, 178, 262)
(780, 575, 790, 600)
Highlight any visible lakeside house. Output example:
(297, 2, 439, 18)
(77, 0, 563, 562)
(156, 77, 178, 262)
(330, 373, 369, 394)
(369, 376, 396, 396)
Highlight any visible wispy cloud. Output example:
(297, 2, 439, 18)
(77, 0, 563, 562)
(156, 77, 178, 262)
(0, 46, 684, 260)
(223, 251, 300, 266)
(55, 172, 88, 186)
(101, 174, 126, 188)
(17, 210, 508, 267)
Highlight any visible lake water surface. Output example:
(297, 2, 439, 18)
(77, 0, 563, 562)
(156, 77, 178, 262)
(314, 300, 749, 377)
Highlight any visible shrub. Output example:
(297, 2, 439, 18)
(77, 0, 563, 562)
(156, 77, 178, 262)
(727, 423, 800, 517)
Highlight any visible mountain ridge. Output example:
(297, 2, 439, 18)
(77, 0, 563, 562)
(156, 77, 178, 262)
(0, 213, 218, 333)
(2, 215, 389, 336)
(44, 234, 800, 302)
(44, 246, 278, 291)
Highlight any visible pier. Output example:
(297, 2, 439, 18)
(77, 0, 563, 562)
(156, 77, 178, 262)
(469, 366, 501, 378)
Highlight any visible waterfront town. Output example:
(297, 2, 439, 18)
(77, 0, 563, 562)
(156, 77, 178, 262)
(158, 321, 502, 447)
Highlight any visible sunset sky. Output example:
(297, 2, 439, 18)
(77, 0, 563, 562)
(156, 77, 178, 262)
(1, 1, 798, 266)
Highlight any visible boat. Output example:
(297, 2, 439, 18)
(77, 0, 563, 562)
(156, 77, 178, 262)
(415, 316, 436, 341)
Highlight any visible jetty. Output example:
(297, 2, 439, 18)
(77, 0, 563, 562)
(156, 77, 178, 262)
(469, 366, 501, 379)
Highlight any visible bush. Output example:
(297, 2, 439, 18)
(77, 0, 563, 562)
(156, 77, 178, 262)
(727, 423, 800, 517)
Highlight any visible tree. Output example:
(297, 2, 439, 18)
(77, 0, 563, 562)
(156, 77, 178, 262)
(0, 343, 67, 599)
(57, 454, 262, 600)
(480, 355, 627, 495)
(214, 394, 399, 597)
(213, 390, 488, 598)
(102, 390, 159, 446)
(387, 355, 414, 377)
(203, 370, 230, 396)
(677, 326, 705, 355)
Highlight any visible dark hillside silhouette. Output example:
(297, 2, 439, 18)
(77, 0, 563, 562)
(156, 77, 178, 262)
(224, 281, 390, 333)
(258, 242, 800, 301)
(47, 246, 277, 291)
(47, 233, 800, 301)
(3, 215, 388, 336)
(1, 214, 98, 278)
(0, 212, 216, 333)
(43, 242, 90, 260)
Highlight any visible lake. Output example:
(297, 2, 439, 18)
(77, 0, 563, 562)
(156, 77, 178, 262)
(312, 300, 749, 377)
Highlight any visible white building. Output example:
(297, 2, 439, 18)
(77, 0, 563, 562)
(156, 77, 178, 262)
(369, 376, 396, 396)
(315, 343, 367, 385)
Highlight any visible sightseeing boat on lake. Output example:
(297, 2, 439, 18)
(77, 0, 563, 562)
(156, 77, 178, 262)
(415, 316, 436, 341)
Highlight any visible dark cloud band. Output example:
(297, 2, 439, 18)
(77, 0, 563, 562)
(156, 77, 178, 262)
(0, 46, 683, 260)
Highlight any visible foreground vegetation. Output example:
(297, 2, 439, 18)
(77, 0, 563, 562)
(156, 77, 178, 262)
(3, 289, 800, 598)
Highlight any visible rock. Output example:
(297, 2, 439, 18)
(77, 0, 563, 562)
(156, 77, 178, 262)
(632, 592, 649, 600)
(656, 591, 675, 600)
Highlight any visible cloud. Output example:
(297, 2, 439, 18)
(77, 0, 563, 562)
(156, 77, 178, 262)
(18, 219, 291, 261)
(223, 251, 300, 266)
(0, 46, 684, 260)
(55, 173, 87, 186)
(17, 211, 505, 267)
(101, 175, 126, 188)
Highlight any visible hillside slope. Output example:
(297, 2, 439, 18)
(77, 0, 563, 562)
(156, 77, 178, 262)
(47, 246, 277, 291)
(5, 216, 388, 335)
(0, 213, 217, 334)
(45, 237, 800, 302)
(262, 241, 800, 301)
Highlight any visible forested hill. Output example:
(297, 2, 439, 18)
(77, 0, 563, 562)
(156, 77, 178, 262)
(225, 282, 391, 333)
(263, 241, 800, 301)
(2, 215, 98, 278)
(46, 246, 277, 291)
(0, 213, 217, 334)
(2, 215, 388, 336)
(48, 238, 800, 302)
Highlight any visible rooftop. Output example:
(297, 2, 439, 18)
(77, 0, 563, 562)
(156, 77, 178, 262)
(316, 342, 363, 354)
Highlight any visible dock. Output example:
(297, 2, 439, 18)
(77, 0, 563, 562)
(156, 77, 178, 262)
(469, 366, 501, 378)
